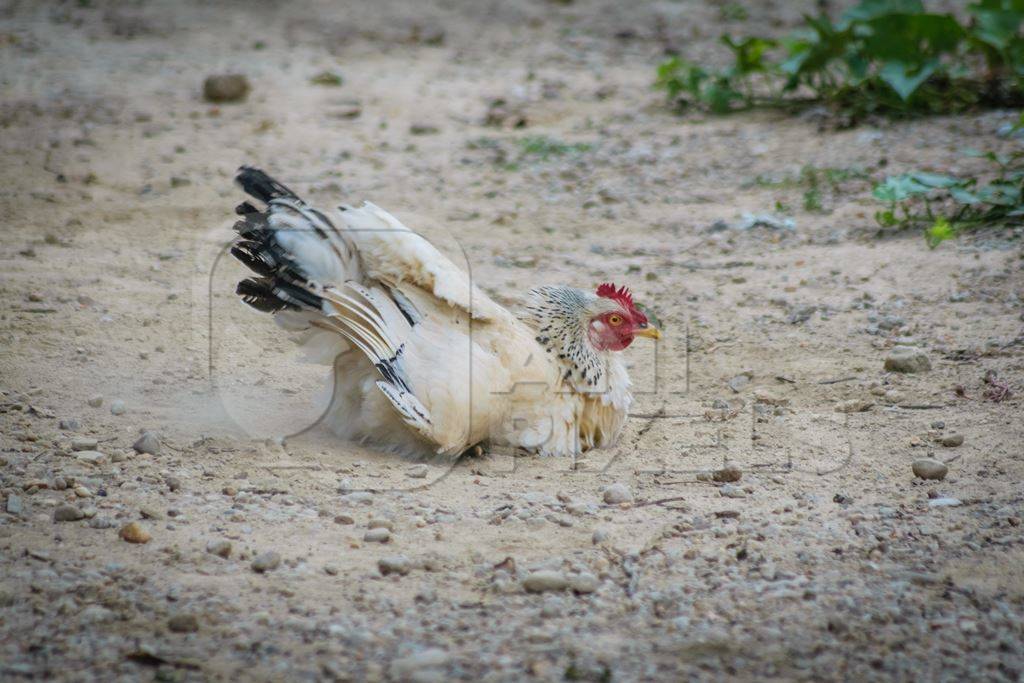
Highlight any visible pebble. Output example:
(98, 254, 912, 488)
(379, 555, 412, 576)
(167, 613, 199, 633)
(720, 484, 747, 499)
(206, 540, 232, 558)
(89, 517, 115, 529)
(364, 528, 391, 543)
(912, 458, 948, 481)
(109, 400, 126, 416)
(203, 74, 250, 103)
(591, 528, 609, 544)
(53, 504, 84, 522)
(87, 395, 103, 408)
(165, 476, 182, 492)
(602, 483, 633, 504)
(251, 551, 281, 573)
(73, 485, 92, 498)
(71, 437, 99, 451)
(835, 399, 873, 413)
(119, 522, 151, 543)
(940, 433, 964, 447)
(75, 450, 107, 466)
(522, 570, 569, 593)
(334, 514, 355, 525)
(6, 495, 24, 515)
(406, 464, 428, 479)
(928, 497, 962, 508)
(884, 346, 931, 373)
(59, 418, 80, 431)
(569, 573, 599, 594)
(140, 506, 164, 520)
(712, 466, 742, 483)
(727, 373, 751, 393)
(753, 388, 789, 406)
(132, 431, 161, 455)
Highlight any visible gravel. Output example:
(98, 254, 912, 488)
(6, 495, 23, 515)
(712, 466, 742, 483)
(912, 458, 949, 481)
(206, 540, 232, 558)
(203, 74, 250, 103)
(379, 555, 412, 576)
(884, 346, 932, 373)
(167, 613, 199, 633)
(940, 433, 965, 447)
(132, 431, 161, 455)
(602, 483, 633, 504)
(75, 450, 106, 466)
(119, 522, 151, 543)
(406, 464, 429, 478)
(109, 399, 126, 416)
(522, 570, 569, 592)
(86, 395, 103, 408)
(251, 551, 281, 573)
(364, 528, 391, 543)
(720, 484, 747, 499)
(71, 437, 99, 451)
(53, 504, 84, 522)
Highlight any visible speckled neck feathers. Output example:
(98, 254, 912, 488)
(523, 285, 608, 390)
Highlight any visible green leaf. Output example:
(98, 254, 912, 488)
(909, 172, 962, 188)
(879, 59, 939, 100)
(950, 187, 983, 204)
(872, 174, 931, 201)
(925, 217, 957, 247)
(842, 0, 925, 24)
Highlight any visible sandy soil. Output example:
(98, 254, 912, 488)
(1, 1, 1023, 681)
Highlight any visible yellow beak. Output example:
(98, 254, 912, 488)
(634, 324, 662, 340)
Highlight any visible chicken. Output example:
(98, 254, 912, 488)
(229, 167, 661, 458)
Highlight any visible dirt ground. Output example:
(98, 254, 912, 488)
(1, 1, 1023, 681)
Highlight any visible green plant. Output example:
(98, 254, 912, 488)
(872, 150, 1024, 246)
(655, 0, 1024, 119)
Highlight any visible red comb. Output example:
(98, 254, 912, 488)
(596, 283, 634, 308)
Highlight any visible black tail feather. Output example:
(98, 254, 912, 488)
(235, 166, 299, 204)
(236, 278, 296, 313)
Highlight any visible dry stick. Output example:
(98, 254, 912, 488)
(818, 376, 857, 385)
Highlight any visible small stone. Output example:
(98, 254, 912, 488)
(712, 466, 742, 483)
(928, 497, 962, 508)
(222, 485, 237, 496)
(406, 464, 428, 479)
(71, 437, 98, 451)
(132, 431, 161, 455)
(334, 514, 354, 525)
(363, 528, 391, 543)
(324, 564, 339, 576)
(523, 570, 569, 593)
(379, 555, 412, 576)
(75, 450, 107, 466)
(119, 522, 151, 543)
(368, 519, 394, 531)
(251, 551, 281, 573)
(884, 346, 931, 373)
(834, 399, 873, 413)
(203, 74, 250, 103)
(87, 395, 103, 408)
(720, 484, 746, 499)
(59, 418, 81, 431)
(6, 495, 24, 515)
(73, 485, 92, 498)
(165, 476, 182, 491)
(753, 388, 789, 406)
(939, 433, 964, 447)
(931, 420, 946, 430)
(727, 373, 751, 393)
(53, 504, 84, 522)
(109, 400, 126, 416)
(602, 483, 633, 504)
(167, 613, 199, 633)
(206, 540, 232, 558)
(409, 123, 440, 135)
(591, 528, 609, 544)
(912, 458, 948, 481)
(569, 573, 599, 594)
(89, 516, 115, 529)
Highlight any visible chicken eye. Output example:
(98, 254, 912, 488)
(608, 314, 623, 326)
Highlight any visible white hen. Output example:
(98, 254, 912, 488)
(230, 168, 661, 458)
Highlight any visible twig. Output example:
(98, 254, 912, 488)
(818, 376, 857, 385)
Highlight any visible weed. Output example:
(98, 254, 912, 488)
(655, 0, 1024, 120)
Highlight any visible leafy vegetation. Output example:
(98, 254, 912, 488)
(748, 165, 871, 213)
(872, 148, 1024, 246)
(655, 0, 1024, 119)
